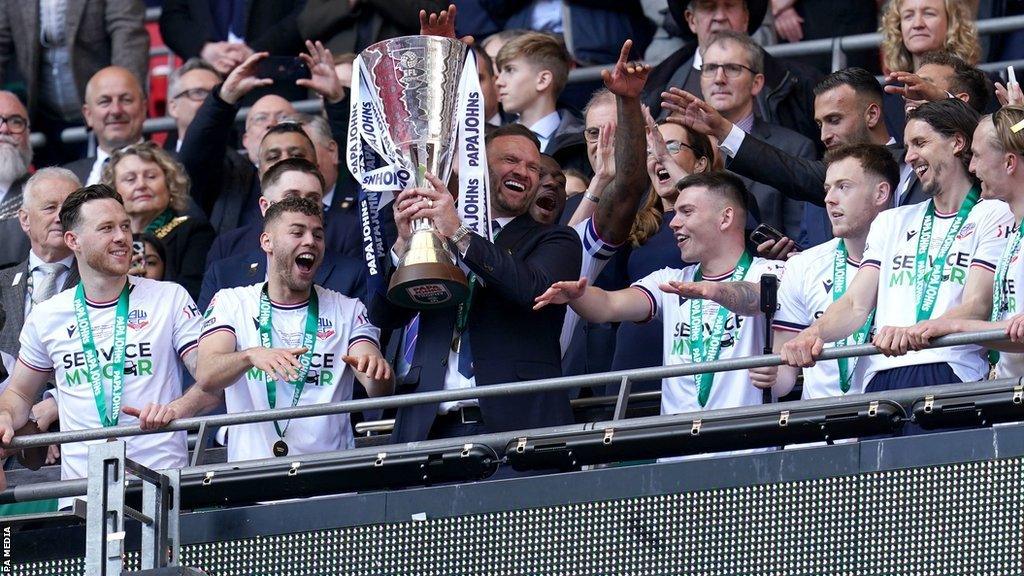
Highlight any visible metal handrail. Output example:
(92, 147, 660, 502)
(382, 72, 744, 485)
(4, 329, 1009, 450)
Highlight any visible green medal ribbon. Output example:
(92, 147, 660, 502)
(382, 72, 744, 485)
(73, 281, 130, 427)
(913, 186, 981, 322)
(257, 284, 319, 439)
(832, 240, 875, 393)
(689, 251, 752, 407)
(989, 222, 1022, 366)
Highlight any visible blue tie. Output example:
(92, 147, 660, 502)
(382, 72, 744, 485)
(456, 221, 502, 379)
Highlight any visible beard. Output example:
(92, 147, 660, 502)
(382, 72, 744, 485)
(921, 163, 944, 197)
(489, 174, 533, 217)
(273, 250, 314, 294)
(85, 246, 129, 277)
(0, 139, 30, 183)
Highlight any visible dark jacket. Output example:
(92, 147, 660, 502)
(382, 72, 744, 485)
(370, 214, 582, 443)
(545, 107, 588, 175)
(0, 258, 80, 357)
(158, 0, 305, 60)
(644, 42, 823, 148)
(297, 0, 445, 55)
(0, 175, 30, 268)
(152, 212, 216, 303)
(198, 249, 367, 311)
(479, 0, 654, 65)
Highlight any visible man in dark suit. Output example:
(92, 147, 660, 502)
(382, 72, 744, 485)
(62, 66, 147, 186)
(0, 0, 149, 166)
(199, 157, 366, 306)
(165, 58, 223, 154)
(369, 124, 582, 442)
(0, 92, 35, 268)
(644, 0, 821, 149)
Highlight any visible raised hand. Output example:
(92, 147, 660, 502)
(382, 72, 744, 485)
(533, 278, 590, 310)
(884, 72, 948, 113)
(220, 52, 273, 105)
(593, 122, 616, 183)
(343, 354, 393, 381)
(601, 40, 650, 99)
(661, 87, 732, 141)
(995, 81, 1024, 107)
(297, 40, 345, 104)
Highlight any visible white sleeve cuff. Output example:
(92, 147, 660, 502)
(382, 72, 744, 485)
(718, 123, 747, 158)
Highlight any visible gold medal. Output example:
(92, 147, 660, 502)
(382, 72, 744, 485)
(273, 439, 289, 457)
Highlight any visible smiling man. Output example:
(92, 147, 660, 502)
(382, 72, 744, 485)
(370, 122, 582, 442)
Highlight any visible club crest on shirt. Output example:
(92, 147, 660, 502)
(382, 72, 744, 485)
(956, 223, 976, 241)
(317, 317, 335, 340)
(127, 309, 148, 330)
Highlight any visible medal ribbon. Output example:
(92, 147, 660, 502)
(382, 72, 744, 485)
(258, 284, 319, 439)
(833, 240, 875, 393)
(913, 186, 980, 322)
(74, 281, 130, 427)
(989, 221, 1022, 366)
(689, 251, 752, 407)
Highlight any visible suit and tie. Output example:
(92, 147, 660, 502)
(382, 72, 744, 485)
(0, 256, 80, 358)
(0, 175, 31, 269)
(369, 214, 582, 443)
(198, 249, 367, 312)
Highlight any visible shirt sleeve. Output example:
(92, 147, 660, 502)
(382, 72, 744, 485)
(969, 201, 1015, 272)
(862, 211, 889, 270)
(718, 123, 748, 158)
(200, 289, 237, 341)
(346, 299, 381, 351)
(17, 309, 53, 372)
(171, 285, 203, 358)
(630, 267, 672, 323)
(773, 254, 809, 332)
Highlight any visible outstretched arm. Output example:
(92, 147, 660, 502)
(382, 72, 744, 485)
(534, 278, 652, 324)
(660, 280, 763, 316)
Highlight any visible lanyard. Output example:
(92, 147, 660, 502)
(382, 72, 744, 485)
(258, 284, 319, 439)
(992, 222, 1022, 322)
(73, 280, 130, 427)
(689, 251, 752, 407)
(833, 240, 875, 393)
(913, 186, 981, 322)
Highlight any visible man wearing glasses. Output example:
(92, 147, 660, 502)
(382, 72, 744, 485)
(166, 58, 222, 154)
(698, 30, 816, 243)
(0, 92, 37, 268)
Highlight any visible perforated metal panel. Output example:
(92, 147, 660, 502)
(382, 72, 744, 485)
(14, 458, 1024, 576)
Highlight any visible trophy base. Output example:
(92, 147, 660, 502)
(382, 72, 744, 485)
(388, 262, 469, 309)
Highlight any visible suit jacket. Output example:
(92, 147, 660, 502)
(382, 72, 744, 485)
(156, 213, 216, 303)
(0, 258, 80, 357)
(62, 156, 95, 185)
(730, 119, 817, 241)
(298, 0, 444, 55)
(369, 214, 582, 443)
(0, 175, 30, 268)
(0, 0, 149, 114)
(198, 249, 367, 312)
(158, 0, 305, 61)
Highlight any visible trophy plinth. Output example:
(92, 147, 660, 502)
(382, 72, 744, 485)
(388, 228, 469, 309)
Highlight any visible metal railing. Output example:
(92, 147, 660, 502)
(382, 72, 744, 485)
(4, 329, 1010, 452)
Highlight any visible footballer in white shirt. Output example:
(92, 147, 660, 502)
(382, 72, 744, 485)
(782, 100, 1013, 409)
(887, 108, 1024, 374)
(0, 185, 202, 498)
(535, 172, 783, 416)
(133, 195, 394, 461)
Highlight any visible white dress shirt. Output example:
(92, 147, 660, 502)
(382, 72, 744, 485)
(525, 110, 562, 153)
(24, 250, 75, 315)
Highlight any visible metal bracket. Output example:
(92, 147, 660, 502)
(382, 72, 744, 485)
(374, 452, 387, 467)
(691, 419, 702, 436)
(602, 428, 614, 445)
(86, 441, 127, 576)
(461, 443, 472, 457)
(868, 401, 879, 417)
(1013, 385, 1022, 405)
(923, 395, 935, 413)
(515, 437, 527, 453)
(189, 421, 209, 468)
(778, 411, 790, 427)
(612, 376, 632, 421)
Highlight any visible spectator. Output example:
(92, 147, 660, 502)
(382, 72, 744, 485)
(781, 100, 1013, 435)
(159, 0, 303, 76)
(880, 0, 980, 74)
(198, 158, 366, 312)
(102, 142, 216, 301)
(0, 92, 35, 268)
(698, 30, 817, 241)
(63, 66, 147, 186)
(535, 171, 785, 415)
(495, 32, 588, 172)
(369, 123, 582, 442)
(563, 168, 588, 197)
(473, 46, 503, 127)
(297, 0, 446, 55)
(165, 58, 222, 153)
(0, 0, 149, 167)
(478, 1, 655, 66)
(480, 29, 528, 70)
(136, 233, 167, 282)
(609, 119, 713, 391)
(0, 184, 202, 502)
(530, 154, 568, 225)
(770, 0, 881, 74)
(644, 0, 823, 148)
(139, 197, 393, 462)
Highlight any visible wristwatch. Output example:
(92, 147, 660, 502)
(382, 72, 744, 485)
(449, 225, 472, 245)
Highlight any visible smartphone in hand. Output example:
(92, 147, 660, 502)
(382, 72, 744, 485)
(256, 56, 311, 84)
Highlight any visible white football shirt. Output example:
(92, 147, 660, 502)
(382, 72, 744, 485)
(201, 283, 380, 463)
(631, 257, 785, 415)
(559, 217, 623, 354)
(992, 225, 1024, 379)
(775, 238, 872, 397)
(18, 277, 199, 507)
(861, 198, 1014, 383)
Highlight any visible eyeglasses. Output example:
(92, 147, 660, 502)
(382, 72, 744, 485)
(583, 127, 601, 143)
(0, 115, 28, 134)
(172, 87, 211, 102)
(701, 62, 756, 79)
(248, 111, 291, 130)
(648, 139, 700, 156)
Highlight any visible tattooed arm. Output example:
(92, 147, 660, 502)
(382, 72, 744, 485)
(659, 280, 764, 316)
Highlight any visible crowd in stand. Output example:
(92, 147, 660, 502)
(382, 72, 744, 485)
(1, 0, 1024, 510)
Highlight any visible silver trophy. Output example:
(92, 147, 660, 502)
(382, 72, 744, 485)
(360, 35, 469, 309)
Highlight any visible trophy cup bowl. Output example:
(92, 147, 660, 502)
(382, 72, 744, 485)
(360, 36, 470, 309)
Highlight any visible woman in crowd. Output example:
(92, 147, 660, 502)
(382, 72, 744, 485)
(607, 117, 712, 392)
(880, 0, 980, 73)
(102, 142, 214, 301)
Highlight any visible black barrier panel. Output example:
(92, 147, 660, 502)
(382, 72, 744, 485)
(914, 386, 1024, 430)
